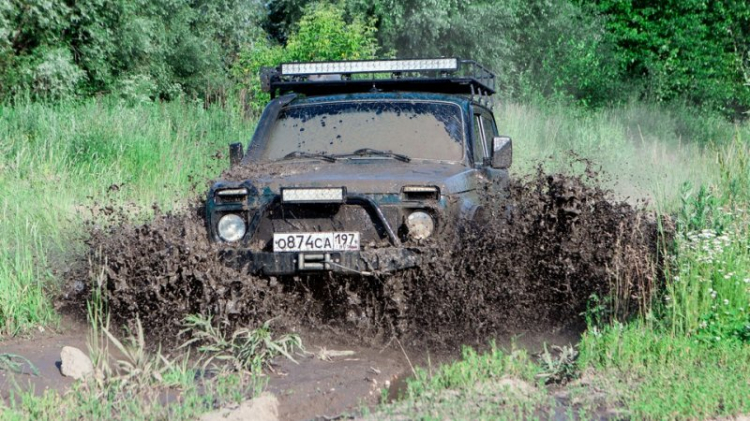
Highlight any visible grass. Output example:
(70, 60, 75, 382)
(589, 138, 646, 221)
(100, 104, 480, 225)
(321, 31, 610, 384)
(1, 296, 298, 420)
(499, 100, 744, 210)
(2, 95, 750, 418)
(369, 344, 552, 420)
(0, 360, 262, 421)
(179, 315, 303, 373)
(0, 98, 256, 336)
(371, 102, 750, 419)
(576, 324, 750, 419)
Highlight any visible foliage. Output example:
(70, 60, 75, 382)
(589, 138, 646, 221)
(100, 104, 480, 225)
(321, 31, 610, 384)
(268, 1, 622, 106)
(233, 2, 378, 112)
(263, 0, 750, 111)
(0, 0, 264, 101)
(594, 0, 750, 115)
(0, 97, 255, 335)
(0, 353, 39, 376)
(3, 0, 749, 111)
(180, 314, 303, 374)
(536, 345, 578, 384)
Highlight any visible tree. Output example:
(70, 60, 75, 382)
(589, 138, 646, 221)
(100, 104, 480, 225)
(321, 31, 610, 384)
(0, 0, 265, 101)
(234, 2, 378, 112)
(594, 0, 750, 114)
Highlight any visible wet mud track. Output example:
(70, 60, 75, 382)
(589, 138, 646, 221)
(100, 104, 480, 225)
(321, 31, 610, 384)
(0, 318, 88, 401)
(0, 323, 583, 421)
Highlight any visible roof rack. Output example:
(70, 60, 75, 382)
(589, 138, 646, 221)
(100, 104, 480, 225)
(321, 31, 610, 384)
(260, 58, 496, 99)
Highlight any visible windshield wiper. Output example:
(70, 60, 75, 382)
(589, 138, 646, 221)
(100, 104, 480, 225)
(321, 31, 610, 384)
(345, 148, 411, 163)
(281, 151, 337, 162)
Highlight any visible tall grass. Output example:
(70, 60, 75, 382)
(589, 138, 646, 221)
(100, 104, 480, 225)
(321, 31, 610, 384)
(376, 101, 750, 419)
(570, 117, 750, 418)
(3, 96, 750, 417)
(0, 98, 256, 336)
(498, 101, 748, 210)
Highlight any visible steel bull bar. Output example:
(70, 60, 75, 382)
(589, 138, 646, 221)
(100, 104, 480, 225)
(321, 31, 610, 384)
(222, 193, 421, 276)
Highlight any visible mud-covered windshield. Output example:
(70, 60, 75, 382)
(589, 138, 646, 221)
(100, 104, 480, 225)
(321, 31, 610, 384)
(262, 100, 465, 161)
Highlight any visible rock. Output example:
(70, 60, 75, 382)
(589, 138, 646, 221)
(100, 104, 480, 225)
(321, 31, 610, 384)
(199, 393, 279, 421)
(60, 346, 94, 380)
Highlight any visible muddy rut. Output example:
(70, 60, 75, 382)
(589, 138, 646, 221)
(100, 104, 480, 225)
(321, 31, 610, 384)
(67, 165, 663, 348)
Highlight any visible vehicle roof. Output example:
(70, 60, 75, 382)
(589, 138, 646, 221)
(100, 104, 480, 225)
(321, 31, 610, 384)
(286, 91, 476, 109)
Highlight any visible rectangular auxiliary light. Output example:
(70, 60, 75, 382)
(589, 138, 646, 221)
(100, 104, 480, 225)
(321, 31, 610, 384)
(281, 187, 345, 203)
(403, 186, 439, 193)
(281, 58, 459, 76)
(217, 188, 248, 196)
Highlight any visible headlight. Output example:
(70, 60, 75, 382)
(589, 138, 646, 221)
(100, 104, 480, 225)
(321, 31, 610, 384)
(218, 214, 246, 242)
(405, 211, 435, 240)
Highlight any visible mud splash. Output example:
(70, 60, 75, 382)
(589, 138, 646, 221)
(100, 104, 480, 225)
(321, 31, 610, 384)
(69, 166, 664, 346)
(400, 167, 663, 346)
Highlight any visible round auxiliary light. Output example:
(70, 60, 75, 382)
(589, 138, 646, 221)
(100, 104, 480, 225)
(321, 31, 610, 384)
(218, 214, 246, 242)
(406, 211, 435, 240)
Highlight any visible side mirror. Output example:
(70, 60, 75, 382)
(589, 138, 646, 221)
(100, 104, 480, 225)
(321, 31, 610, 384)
(491, 136, 512, 169)
(229, 143, 244, 168)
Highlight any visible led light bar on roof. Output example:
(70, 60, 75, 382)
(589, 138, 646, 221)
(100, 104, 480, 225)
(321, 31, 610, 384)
(281, 58, 459, 76)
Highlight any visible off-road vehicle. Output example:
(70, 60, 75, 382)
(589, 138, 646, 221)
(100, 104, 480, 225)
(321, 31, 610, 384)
(206, 58, 512, 276)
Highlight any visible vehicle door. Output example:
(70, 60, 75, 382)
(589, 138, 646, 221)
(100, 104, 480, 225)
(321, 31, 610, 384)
(471, 105, 506, 184)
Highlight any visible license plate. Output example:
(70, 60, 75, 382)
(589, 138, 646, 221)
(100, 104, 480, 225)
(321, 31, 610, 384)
(273, 232, 360, 252)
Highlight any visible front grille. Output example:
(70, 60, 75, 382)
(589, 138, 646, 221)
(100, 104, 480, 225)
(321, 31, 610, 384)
(251, 203, 399, 251)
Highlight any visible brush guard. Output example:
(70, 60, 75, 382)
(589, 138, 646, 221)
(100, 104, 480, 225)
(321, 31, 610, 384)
(220, 247, 422, 277)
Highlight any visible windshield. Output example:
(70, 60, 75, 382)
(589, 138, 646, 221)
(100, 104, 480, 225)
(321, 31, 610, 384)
(261, 100, 465, 161)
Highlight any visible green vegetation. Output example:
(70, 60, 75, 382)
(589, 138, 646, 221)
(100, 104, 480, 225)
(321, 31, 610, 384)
(1, 318, 267, 421)
(595, 0, 750, 113)
(371, 345, 552, 420)
(3, 1, 749, 111)
(180, 315, 303, 373)
(1, 286, 299, 420)
(233, 3, 379, 112)
(2, 1, 750, 419)
(0, 0, 264, 101)
(0, 99, 255, 335)
(370, 104, 750, 419)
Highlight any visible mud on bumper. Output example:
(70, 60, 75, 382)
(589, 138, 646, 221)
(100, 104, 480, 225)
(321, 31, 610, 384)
(219, 248, 423, 276)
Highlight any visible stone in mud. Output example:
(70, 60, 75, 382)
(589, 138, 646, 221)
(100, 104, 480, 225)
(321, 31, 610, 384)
(199, 392, 279, 421)
(60, 346, 93, 380)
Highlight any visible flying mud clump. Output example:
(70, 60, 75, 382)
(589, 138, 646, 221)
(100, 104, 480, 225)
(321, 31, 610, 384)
(72, 167, 664, 345)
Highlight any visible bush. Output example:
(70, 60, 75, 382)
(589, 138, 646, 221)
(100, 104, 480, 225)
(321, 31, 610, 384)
(18, 48, 85, 101)
(0, 0, 264, 102)
(233, 3, 379, 113)
(344, 0, 622, 106)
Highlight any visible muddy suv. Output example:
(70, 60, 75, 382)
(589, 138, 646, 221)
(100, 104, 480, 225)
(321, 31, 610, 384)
(206, 58, 512, 276)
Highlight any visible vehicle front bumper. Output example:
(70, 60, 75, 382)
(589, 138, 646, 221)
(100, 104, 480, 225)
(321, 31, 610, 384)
(219, 247, 423, 276)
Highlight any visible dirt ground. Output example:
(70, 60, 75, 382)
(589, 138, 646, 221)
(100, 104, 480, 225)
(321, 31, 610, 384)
(0, 320, 582, 421)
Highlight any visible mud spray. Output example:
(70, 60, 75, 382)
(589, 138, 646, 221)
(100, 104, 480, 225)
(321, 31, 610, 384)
(68, 164, 665, 347)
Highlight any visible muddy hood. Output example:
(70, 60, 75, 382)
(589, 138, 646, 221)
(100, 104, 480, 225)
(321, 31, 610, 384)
(243, 161, 474, 195)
